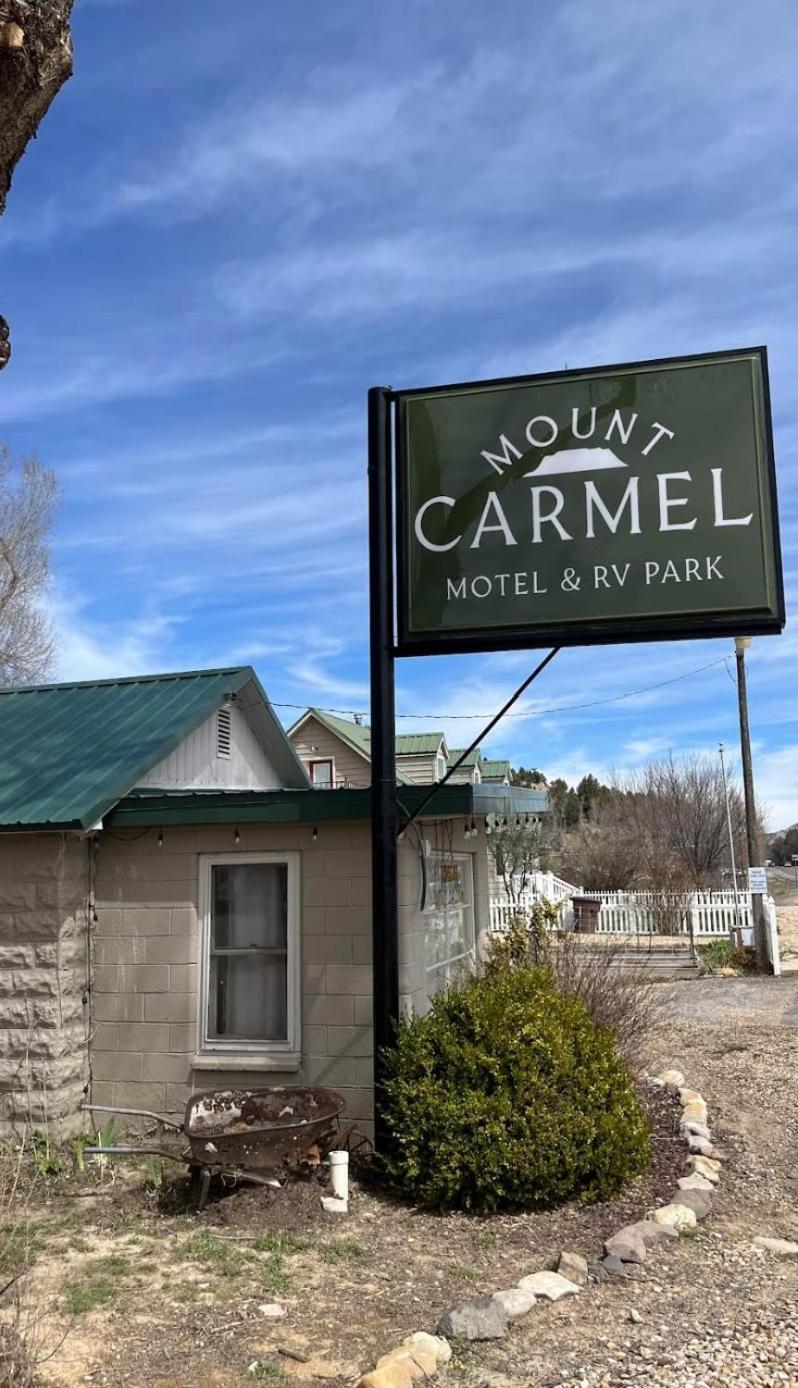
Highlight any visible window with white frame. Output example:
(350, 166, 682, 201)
(309, 758, 334, 788)
(424, 853, 476, 996)
(199, 853, 300, 1053)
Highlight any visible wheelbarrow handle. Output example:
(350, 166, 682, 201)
(81, 1102, 184, 1133)
(84, 1145, 186, 1161)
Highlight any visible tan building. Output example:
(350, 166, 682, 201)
(289, 708, 492, 787)
(0, 667, 544, 1140)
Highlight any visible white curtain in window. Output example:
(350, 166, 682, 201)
(209, 865, 288, 1041)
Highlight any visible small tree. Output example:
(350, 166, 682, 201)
(490, 816, 550, 903)
(0, 448, 59, 683)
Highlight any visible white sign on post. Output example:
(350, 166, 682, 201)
(748, 866, 768, 894)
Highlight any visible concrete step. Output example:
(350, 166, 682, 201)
(586, 950, 700, 980)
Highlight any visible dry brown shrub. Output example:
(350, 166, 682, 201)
(0, 1323, 39, 1387)
(489, 911, 664, 1068)
(547, 932, 665, 1067)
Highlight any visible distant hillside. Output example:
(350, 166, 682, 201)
(767, 824, 798, 865)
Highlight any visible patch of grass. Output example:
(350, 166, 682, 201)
(66, 1274, 118, 1316)
(319, 1239, 365, 1264)
(176, 1232, 288, 1293)
(451, 1265, 478, 1284)
(175, 1232, 251, 1278)
(248, 1363, 286, 1382)
(67, 1235, 91, 1254)
(253, 1232, 309, 1255)
(474, 1231, 497, 1250)
(64, 1254, 135, 1315)
(447, 1339, 472, 1375)
(97, 1255, 131, 1276)
(0, 1221, 48, 1277)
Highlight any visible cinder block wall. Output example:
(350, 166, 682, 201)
(0, 833, 89, 1136)
(92, 821, 376, 1133)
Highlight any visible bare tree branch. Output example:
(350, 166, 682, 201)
(0, 446, 59, 683)
(0, 1, 75, 367)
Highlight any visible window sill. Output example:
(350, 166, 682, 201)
(192, 1052, 301, 1074)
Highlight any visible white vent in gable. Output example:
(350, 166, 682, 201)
(216, 705, 232, 759)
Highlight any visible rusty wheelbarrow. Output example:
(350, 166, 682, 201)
(83, 1085, 346, 1210)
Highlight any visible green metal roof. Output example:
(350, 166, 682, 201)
(300, 707, 372, 760)
(395, 732, 445, 755)
(287, 708, 427, 785)
(481, 758, 511, 781)
(449, 747, 482, 769)
(0, 666, 307, 831)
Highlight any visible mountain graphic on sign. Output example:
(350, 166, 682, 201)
(523, 447, 628, 478)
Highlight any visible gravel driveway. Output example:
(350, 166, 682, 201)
(456, 976, 798, 1387)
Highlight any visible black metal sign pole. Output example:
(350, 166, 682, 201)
(367, 385, 399, 1152)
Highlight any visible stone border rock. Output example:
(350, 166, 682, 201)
(356, 1069, 725, 1386)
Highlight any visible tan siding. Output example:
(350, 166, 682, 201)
(93, 820, 376, 1136)
(395, 752, 439, 784)
(447, 764, 476, 785)
(289, 715, 371, 788)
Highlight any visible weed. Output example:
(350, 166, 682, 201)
(142, 1156, 168, 1194)
(66, 1275, 117, 1316)
(65, 1254, 132, 1314)
(172, 1285, 200, 1304)
(67, 1235, 91, 1254)
(319, 1239, 365, 1263)
(698, 939, 735, 973)
(31, 1131, 64, 1180)
(175, 1232, 250, 1278)
(248, 1363, 286, 1382)
(451, 1265, 478, 1284)
(0, 1221, 46, 1277)
(176, 1232, 288, 1293)
(253, 1232, 309, 1255)
(474, 1231, 497, 1250)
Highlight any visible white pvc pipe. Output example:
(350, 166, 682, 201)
(328, 1149, 349, 1202)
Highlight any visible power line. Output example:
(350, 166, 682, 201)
(274, 655, 727, 723)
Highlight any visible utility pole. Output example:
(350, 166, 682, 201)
(734, 636, 769, 972)
(718, 741, 743, 941)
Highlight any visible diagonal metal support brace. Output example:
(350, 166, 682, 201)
(397, 646, 561, 838)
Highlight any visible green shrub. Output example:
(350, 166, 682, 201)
(380, 964, 650, 1212)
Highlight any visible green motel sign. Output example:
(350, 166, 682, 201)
(395, 347, 784, 655)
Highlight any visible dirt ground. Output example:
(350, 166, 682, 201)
(5, 970, 798, 1387)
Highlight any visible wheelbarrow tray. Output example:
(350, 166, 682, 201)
(184, 1086, 345, 1174)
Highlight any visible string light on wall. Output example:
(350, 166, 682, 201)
(157, 828, 163, 848)
(312, 826, 318, 841)
(234, 827, 240, 845)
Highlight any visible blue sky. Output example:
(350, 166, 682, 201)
(3, 0, 798, 823)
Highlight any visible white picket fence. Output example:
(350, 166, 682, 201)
(489, 885, 777, 940)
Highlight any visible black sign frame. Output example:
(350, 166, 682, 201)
(393, 346, 784, 658)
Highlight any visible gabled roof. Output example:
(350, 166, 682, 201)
(0, 666, 308, 831)
(286, 708, 418, 785)
(290, 707, 372, 761)
(481, 758, 511, 781)
(449, 747, 482, 769)
(395, 732, 446, 756)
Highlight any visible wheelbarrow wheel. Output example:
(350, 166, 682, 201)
(189, 1164, 212, 1212)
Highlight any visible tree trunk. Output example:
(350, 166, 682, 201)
(0, 1, 75, 367)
